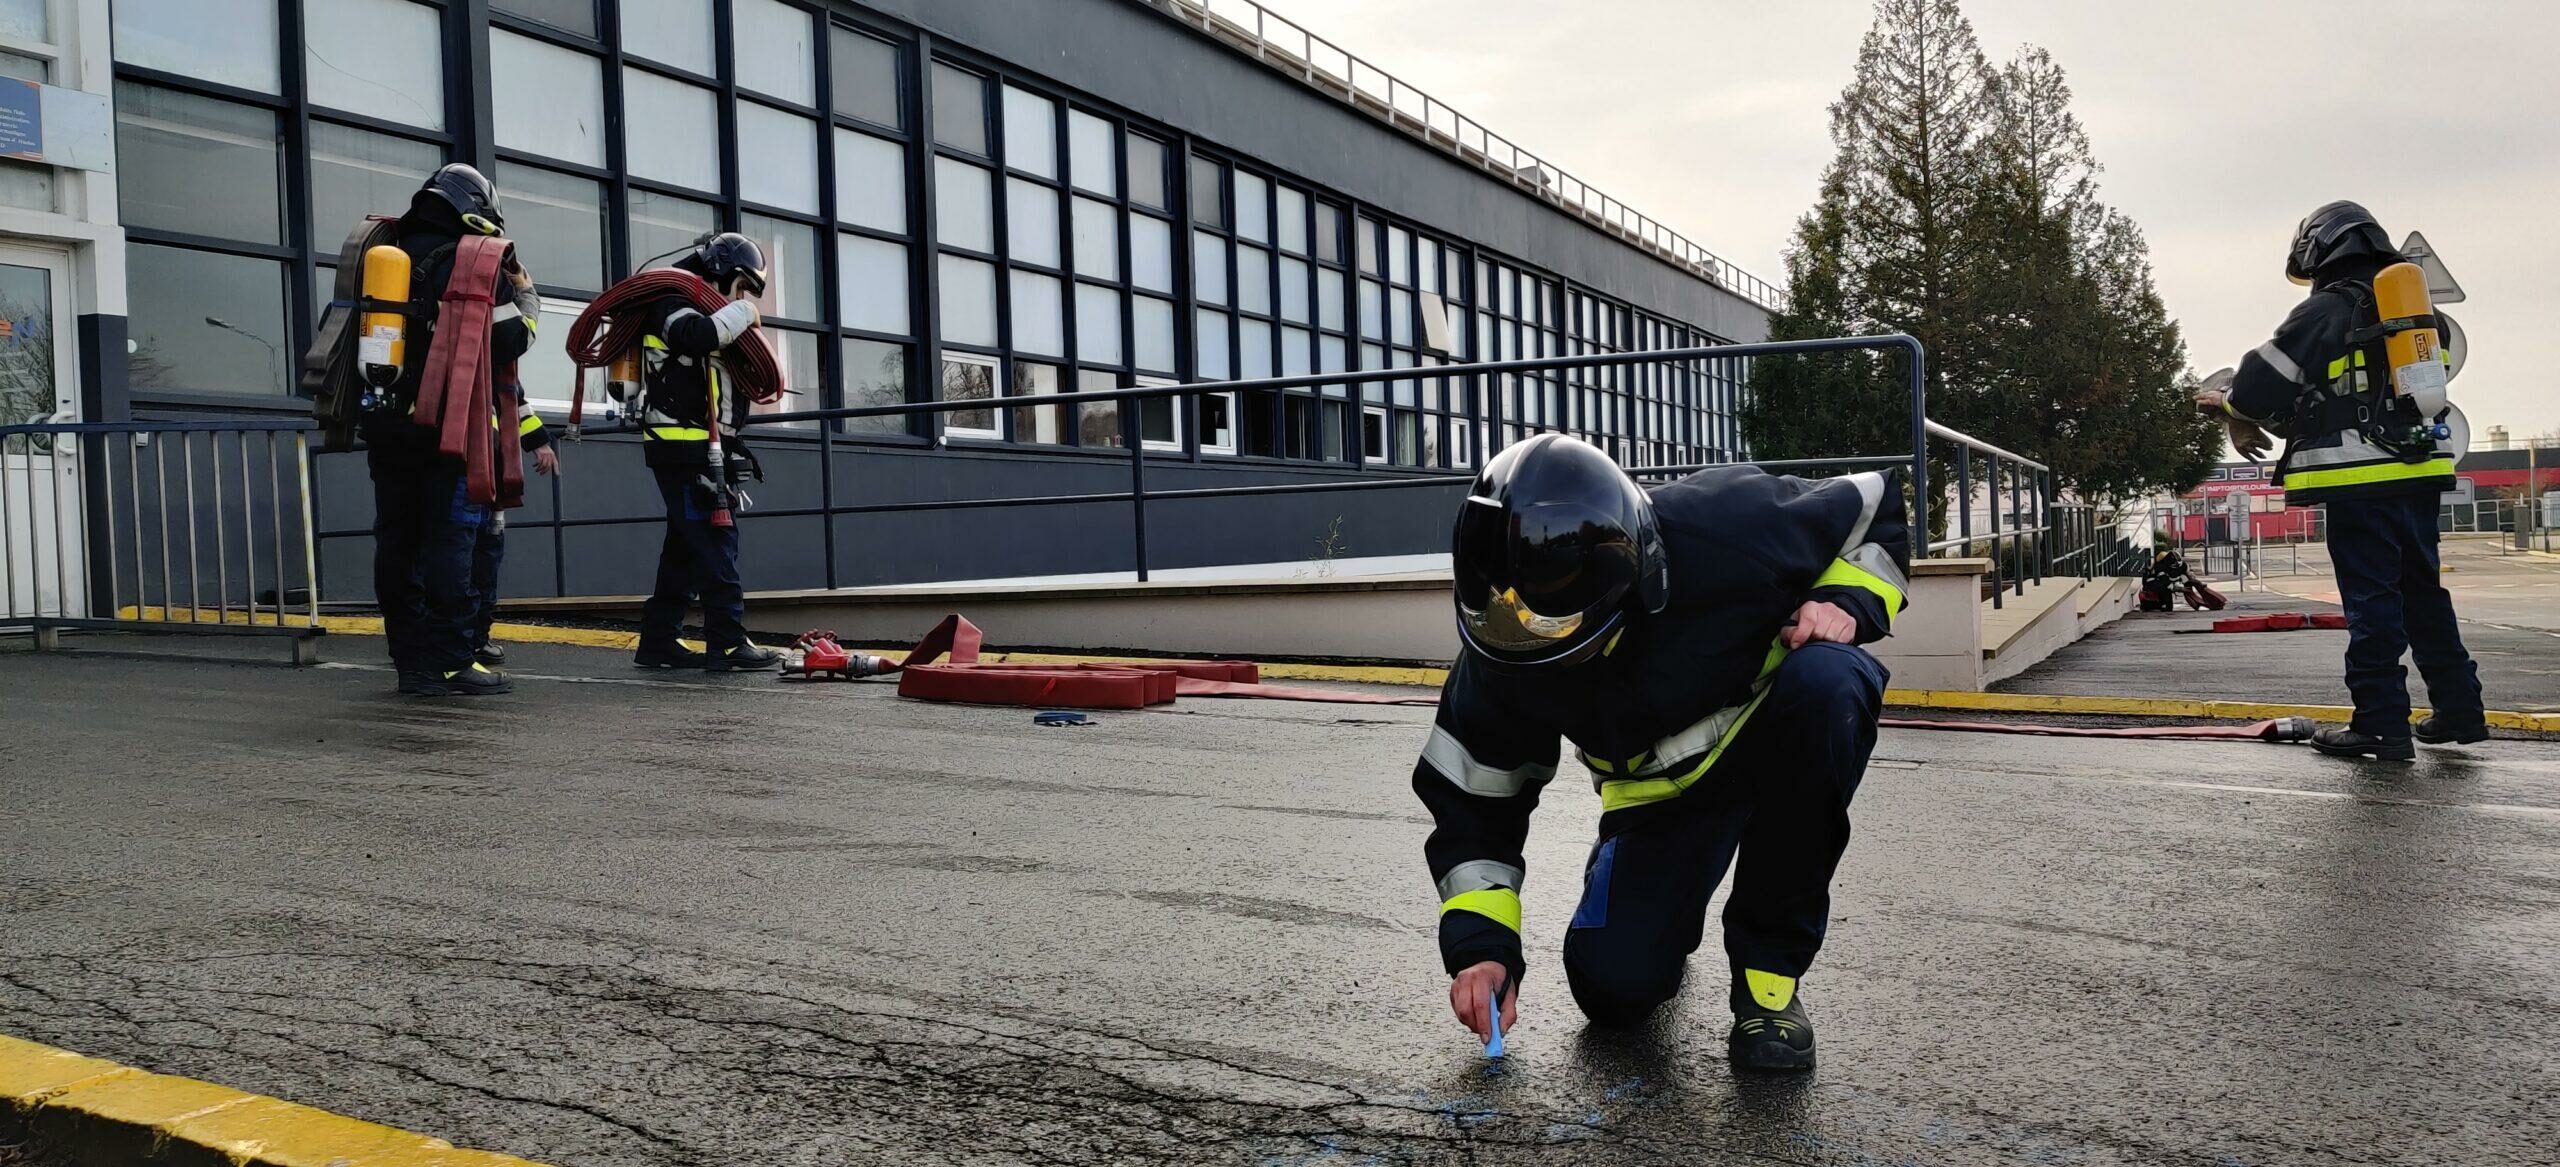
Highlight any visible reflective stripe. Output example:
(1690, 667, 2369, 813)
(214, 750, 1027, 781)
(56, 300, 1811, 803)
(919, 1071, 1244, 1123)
(1836, 471, 1888, 553)
(648, 426, 710, 441)
(1423, 725, 1553, 797)
(1744, 968, 1798, 1011)
(2252, 340, 2303, 385)
(641, 335, 669, 351)
(2284, 454, 2456, 492)
(517, 413, 544, 436)
(1435, 859, 1525, 902)
(1596, 688, 1772, 812)
(1439, 887, 1522, 933)
(1814, 545, 1908, 623)
(492, 303, 522, 324)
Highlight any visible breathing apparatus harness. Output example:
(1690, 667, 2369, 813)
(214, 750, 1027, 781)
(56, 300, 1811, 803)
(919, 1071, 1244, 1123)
(2289, 275, 2452, 467)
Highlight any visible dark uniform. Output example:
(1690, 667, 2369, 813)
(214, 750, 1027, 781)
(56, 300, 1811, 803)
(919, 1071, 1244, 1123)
(1417, 464, 1907, 1046)
(361, 178, 533, 693)
(631, 292, 762, 664)
(2224, 206, 2483, 753)
(469, 389, 553, 663)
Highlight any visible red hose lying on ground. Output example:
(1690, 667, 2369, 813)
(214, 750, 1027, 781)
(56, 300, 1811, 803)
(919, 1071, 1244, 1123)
(563, 268, 784, 430)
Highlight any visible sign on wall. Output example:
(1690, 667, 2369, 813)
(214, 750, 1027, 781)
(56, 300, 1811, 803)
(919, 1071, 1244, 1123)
(0, 79, 113, 174)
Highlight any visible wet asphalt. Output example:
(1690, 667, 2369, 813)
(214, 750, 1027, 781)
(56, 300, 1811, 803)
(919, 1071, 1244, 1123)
(2, 635, 2556, 1166)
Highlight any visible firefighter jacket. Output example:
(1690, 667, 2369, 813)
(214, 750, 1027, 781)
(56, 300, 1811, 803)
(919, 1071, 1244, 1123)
(633, 295, 754, 471)
(2227, 267, 2456, 506)
(1413, 466, 1910, 983)
(359, 219, 536, 469)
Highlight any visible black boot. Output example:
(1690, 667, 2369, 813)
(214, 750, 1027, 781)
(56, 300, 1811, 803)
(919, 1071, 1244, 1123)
(707, 642, 782, 672)
(396, 670, 435, 695)
(475, 640, 506, 668)
(634, 641, 710, 669)
(1729, 970, 1816, 1073)
(2310, 726, 2415, 761)
(418, 661, 513, 697)
(2414, 716, 2488, 745)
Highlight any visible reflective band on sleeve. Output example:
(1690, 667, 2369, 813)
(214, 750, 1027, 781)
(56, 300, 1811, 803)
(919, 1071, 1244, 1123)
(1439, 886, 1522, 933)
(2252, 340, 2304, 385)
(1814, 544, 1909, 621)
(1423, 725, 1553, 797)
(641, 334, 669, 351)
(647, 426, 710, 441)
(492, 303, 522, 324)
(518, 414, 544, 436)
(1435, 859, 1525, 902)
(1836, 471, 1888, 553)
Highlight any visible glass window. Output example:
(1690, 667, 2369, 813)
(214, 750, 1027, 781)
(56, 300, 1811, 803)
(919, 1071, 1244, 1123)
(1127, 135, 1168, 211)
(1418, 238, 1441, 294)
(941, 354, 999, 436)
(1067, 110, 1116, 197)
(494, 0, 593, 35)
(1236, 245, 1270, 315)
(1192, 231, 1226, 306)
(832, 27, 903, 128)
(623, 69, 721, 191)
(1075, 284, 1121, 366)
(1281, 326, 1312, 376)
(1392, 288, 1415, 345)
(1188, 157, 1224, 228)
(938, 254, 998, 347)
(1129, 215, 1171, 293)
(755, 328, 823, 425)
(1200, 392, 1236, 454)
(1233, 172, 1269, 244)
(1319, 334, 1346, 373)
(737, 102, 820, 212)
(622, 0, 715, 74)
(840, 336, 908, 434)
(1315, 202, 1343, 264)
(743, 213, 821, 323)
(931, 62, 987, 154)
(1004, 179, 1059, 268)
(1388, 226, 1412, 283)
(512, 297, 597, 412)
(115, 84, 281, 245)
(1278, 257, 1309, 323)
(1077, 368, 1122, 448)
(1358, 279, 1383, 339)
(1356, 217, 1378, 274)
(126, 244, 288, 396)
(1317, 269, 1345, 332)
(497, 163, 606, 289)
(1133, 296, 1175, 372)
(1194, 309, 1230, 379)
(1071, 198, 1118, 281)
(933, 157, 994, 252)
(839, 234, 909, 334)
(1239, 318, 1272, 379)
(493, 31, 606, 167)
(1009, 270, 1063, 357)
(835, 130, 908, 233)
(0, 0, 43, 40)
(1000, 86, 1056, 179)
(113, 0, 280, 94)
(308, 122, 439, 252)
(628, 189, 714, 272)
(306, 0, 444, 129)
(1010, 361, 1068, 444)
(1138, 389, 1178, 449)
(731, 0, 815, 105)
(1276, 186, 1307, 254)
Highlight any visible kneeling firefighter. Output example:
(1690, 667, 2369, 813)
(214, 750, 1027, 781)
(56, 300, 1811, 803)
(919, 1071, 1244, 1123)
(1414, 435, 1906, 1071)
(2196, 201, 2485, 759)
(572, 233, 782, 671)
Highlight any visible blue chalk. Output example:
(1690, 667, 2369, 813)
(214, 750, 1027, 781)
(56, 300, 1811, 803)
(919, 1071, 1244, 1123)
(1486, 976, 1510, 1057)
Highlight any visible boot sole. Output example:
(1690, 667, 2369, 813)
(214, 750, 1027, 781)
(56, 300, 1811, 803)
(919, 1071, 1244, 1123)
(2416, 730, 2490, 745)
(1729, 1038, 1816, 1072)
(410, 683, 513, 697)
(2312, 740, 2416, 761)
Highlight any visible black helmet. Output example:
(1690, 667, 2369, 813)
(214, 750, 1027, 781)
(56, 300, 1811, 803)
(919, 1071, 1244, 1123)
(1452, 434, 1668, 670)
(412, 164, 504, 235)
(676, 232, 770, 298)
(2285, 200, 2393, 286)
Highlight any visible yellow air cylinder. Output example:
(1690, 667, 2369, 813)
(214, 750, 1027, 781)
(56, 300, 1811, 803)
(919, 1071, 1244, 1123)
(358, 245, 410, 387)
(607, 349, 642, 404)
(2373, 261, 2448, 413)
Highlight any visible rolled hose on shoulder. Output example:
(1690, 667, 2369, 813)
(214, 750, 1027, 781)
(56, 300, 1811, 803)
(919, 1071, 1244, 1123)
(563, 269, 784, 430)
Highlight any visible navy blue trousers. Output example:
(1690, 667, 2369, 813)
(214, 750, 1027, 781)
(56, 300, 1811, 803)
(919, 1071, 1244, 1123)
(2324, 493, 2484, 737)
(639, 465, 748, 651)
(370, 455, 488, 675)
(1562, 641, 1886, 1027)
(471, 512, 503, 648)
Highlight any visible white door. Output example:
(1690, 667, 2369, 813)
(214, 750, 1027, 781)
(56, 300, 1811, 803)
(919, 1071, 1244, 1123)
(0, 243, 82, 623)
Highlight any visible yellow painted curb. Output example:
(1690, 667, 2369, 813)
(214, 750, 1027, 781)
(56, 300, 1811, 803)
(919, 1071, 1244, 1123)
(114, 608, 687, 652)
(0, 1033, 549, 1166)
(1883, 688, 2560, 734)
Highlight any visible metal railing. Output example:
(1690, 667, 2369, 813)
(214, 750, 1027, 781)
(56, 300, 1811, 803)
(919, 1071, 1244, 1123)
(1, 419, 322, 664)
(1925, 421, 2144, 608)
(1134, 0, 1785, 310)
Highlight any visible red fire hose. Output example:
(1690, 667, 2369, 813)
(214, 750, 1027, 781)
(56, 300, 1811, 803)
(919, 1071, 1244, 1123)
(563, 268, 785, 430)
(410, 235, 524, 507)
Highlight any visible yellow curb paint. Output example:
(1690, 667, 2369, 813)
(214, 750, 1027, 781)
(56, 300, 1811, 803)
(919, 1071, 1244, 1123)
(110, 608, 692, 652)
(1882, 688, 2560, 734)
(0, 1033, 552, 1166)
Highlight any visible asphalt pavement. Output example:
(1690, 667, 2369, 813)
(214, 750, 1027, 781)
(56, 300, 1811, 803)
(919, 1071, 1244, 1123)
(3, 635, 2557, 1166)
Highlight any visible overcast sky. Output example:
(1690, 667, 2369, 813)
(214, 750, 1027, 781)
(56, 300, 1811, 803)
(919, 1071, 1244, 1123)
(1266, 0, 2559, 443)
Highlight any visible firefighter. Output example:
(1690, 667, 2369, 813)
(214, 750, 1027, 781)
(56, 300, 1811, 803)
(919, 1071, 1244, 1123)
(362, 164, 534, 697)
(470, 386, 561, 669)
(1415, 435, 1905, 1072)
(2196, 202, 2486, 759)
(628, 233, 780, 671)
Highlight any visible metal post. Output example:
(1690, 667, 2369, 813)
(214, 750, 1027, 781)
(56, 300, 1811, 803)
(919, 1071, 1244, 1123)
(239, 432, 256, 626)
(1986, 459, 2002, 609)
(182, 432, 200, 622)
(1, 435, 17, 623)
(210, 432, 230, 624)
(1905, 338, 1929, 540)
(2009, 458, 2024, 597)
(267, 433, 285, 627)
(103, 436, 121, 624)
(50, 437, 68, 620)
(295, 433, 319, 631)
(1124, 406, 1150, 582)
(1956, 445, 1971, 555)
(154, 436, 171, 623)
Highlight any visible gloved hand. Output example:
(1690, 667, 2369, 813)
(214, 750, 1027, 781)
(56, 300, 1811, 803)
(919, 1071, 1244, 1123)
(724, 440, 764, 485)
(2225, 416, 2274, 460)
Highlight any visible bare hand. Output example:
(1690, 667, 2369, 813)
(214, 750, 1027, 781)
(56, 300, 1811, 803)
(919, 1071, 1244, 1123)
(1448, 961, 1517, 1042)
(2225, 417, 2273, 460)
(2193, 387, 2227, 416)
(1782, 600, 1858, 649)
(532, 446, 561, 477)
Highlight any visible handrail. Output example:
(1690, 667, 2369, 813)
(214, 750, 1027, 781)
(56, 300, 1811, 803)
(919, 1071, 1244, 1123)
(1130, 0, 1784, 310)
(1924, 419, 2048, 474)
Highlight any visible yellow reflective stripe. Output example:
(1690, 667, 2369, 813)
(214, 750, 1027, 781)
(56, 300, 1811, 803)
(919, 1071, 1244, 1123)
(517, 414, 544, 436)
(1812, 556, 1907, 623)
(522, 315, 539, 337)
(2284, 454, 2456, 492)
(1744, 968, 1797, 1011)
(1757, 637, 1788, 684)
(641, 335, 668, 350)
(1597, 687, 1772, 812)
(648, 426, 710, 441)
(1439, 887, 1521, 933)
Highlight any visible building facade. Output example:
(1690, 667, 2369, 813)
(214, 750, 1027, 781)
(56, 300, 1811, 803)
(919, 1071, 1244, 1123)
(4, 0, 1773, 601)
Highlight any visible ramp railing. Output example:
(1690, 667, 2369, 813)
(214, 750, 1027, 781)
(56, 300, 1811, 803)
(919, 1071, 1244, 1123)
(1, 419, 322, 663)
